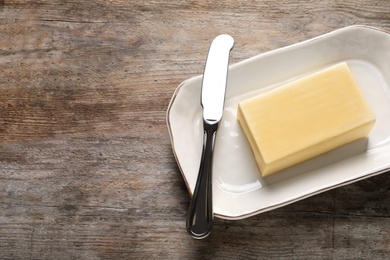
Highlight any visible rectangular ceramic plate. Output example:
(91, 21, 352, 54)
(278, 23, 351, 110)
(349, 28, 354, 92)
(167, 25, 390, 220)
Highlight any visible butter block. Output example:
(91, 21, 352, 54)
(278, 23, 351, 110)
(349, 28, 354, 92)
(237, 62, 376, 177)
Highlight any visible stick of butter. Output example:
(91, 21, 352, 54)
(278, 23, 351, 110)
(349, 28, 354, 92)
(237, 62, 376, 177)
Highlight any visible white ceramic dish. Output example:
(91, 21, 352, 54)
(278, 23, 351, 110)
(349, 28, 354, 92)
(167, 25, 390, 220)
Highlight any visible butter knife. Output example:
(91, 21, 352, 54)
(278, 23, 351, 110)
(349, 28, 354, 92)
(186, 34, 234, 239)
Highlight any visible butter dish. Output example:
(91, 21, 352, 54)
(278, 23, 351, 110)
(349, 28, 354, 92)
(167, 25, 390, 219)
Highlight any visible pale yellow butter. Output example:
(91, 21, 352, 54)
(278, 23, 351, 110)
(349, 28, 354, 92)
(237, 62, 376, 177)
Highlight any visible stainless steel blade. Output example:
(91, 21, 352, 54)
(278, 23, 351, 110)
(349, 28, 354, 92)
(201, 34, 235, 125)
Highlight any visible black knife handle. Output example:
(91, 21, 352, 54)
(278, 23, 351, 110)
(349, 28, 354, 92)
(186, 122, 218, 239)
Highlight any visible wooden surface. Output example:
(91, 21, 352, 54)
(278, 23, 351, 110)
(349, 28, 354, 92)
(0, 0, 389, 259)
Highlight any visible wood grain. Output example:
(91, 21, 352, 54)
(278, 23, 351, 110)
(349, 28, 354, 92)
(0, 0, 389, 259)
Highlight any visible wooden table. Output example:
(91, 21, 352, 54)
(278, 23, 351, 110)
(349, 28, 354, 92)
(0, 1, 389, 259)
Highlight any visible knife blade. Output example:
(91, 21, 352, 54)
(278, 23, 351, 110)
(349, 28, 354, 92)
(186, 34, 234, 239)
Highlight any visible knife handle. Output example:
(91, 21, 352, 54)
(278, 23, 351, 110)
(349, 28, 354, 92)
(186, 122, 218, 239)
